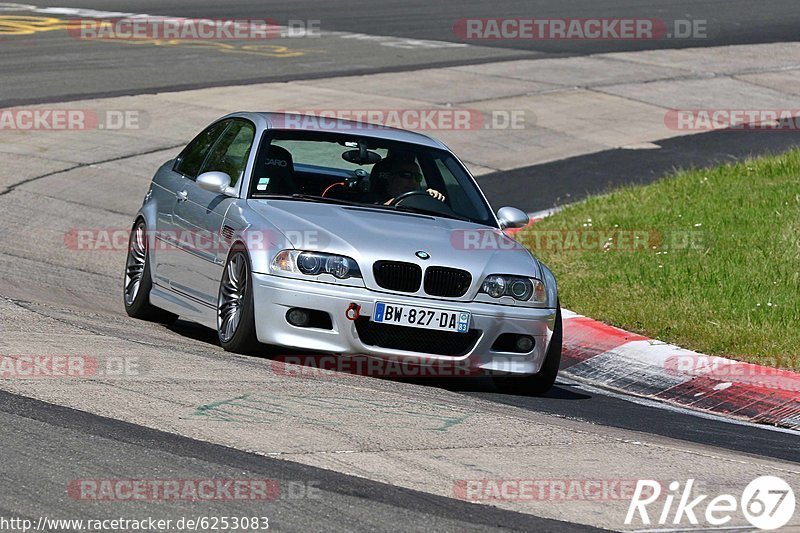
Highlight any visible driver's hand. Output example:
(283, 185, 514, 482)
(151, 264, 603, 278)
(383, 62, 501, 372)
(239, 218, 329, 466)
(427, 188, 446, 202)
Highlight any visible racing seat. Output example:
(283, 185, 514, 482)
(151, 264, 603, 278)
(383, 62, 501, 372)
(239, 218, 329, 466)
(359, 158, 390, 202)
(254, 145, 299, 194)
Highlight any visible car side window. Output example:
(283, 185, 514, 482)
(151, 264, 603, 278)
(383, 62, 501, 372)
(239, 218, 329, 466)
(174, 120, 230, 179)
(435, 158, 488, 221)
(199, 120, 256, 187)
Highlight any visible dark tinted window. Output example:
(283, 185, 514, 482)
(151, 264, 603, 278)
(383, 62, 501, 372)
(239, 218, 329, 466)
(174, 120, 229, 179)
(200, 120, 256, 186)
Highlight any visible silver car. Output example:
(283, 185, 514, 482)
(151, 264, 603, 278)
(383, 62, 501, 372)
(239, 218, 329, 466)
(124, 112, 561, 394)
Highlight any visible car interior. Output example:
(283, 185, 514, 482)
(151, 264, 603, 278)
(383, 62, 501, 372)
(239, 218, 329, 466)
(246, 131, 492, 224)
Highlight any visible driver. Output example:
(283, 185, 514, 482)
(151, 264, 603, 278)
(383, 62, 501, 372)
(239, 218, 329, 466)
(379, 159, 446, 205)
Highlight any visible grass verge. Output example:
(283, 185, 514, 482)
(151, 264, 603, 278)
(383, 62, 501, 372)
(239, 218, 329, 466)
(516, 149, 800, 369)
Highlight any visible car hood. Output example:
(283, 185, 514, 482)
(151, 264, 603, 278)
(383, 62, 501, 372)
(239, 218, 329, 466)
(247, 199, 543, 283)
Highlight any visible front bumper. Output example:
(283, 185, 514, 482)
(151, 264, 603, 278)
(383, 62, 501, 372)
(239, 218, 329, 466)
(251, 272, 558, 376)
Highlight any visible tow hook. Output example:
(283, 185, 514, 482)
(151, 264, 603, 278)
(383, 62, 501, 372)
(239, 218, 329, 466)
(345, 303, 361, 321)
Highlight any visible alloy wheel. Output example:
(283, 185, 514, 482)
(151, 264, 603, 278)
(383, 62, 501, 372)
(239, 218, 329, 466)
(124, 221, 147, 306)
(218, 252, 248, 342)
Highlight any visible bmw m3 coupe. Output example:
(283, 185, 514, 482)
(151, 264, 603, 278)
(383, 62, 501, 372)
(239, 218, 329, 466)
(124, 112, 561, 394)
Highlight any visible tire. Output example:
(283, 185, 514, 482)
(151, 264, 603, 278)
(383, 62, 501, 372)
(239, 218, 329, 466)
(123, 218, 178, 324)
(492, 305, 562, 396)
(217, 248, 260, 354)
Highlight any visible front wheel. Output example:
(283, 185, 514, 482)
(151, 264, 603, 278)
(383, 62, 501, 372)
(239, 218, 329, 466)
(123, 219, 178, 324)
(492, 305, 562, 396)
(217, 248, 260, 353)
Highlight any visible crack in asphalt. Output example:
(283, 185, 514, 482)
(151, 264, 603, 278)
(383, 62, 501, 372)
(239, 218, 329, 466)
(0, 248, 117, 280)
(0, 144, 184, 197)
(21, 189, 140, 217)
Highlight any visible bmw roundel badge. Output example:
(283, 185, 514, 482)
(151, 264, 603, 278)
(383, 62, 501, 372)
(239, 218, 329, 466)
(415, 251, 430, 260)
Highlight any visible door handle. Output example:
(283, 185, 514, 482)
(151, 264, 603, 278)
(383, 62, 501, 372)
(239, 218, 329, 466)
(176, 190, 188, 202)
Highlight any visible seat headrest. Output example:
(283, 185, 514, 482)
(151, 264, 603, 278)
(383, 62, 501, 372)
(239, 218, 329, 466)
(265, 145, 294, 173)
(256, 144, 297, 193)
(369, 158, 392, 194)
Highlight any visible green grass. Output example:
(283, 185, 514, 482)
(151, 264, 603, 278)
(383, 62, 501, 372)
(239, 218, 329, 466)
(516, 149, 800, 369)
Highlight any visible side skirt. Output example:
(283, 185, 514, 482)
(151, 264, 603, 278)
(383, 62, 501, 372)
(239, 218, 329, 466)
(150, 284, 217, 330)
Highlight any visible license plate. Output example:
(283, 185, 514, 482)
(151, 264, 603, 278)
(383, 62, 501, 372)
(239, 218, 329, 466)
(372, 302, 470, 333)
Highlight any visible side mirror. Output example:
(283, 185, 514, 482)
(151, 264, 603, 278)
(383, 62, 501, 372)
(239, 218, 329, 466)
(497, 206, 530, 229)
(196, 171, 236, 196)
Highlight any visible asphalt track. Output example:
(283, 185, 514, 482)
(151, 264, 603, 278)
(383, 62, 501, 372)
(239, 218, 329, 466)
(0, 389, 604, 533)
(2, 0, 800, 105)
(1, 2, 800, 532)
(12, 0, 800, 52)
(478, 127, 800, 212)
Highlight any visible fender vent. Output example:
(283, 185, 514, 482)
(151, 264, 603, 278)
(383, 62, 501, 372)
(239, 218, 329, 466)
(221, 225, 235, 242)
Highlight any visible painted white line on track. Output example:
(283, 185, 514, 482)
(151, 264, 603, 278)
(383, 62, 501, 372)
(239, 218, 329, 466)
(0, 2, 469, 49)
(629, 526, 757, 533)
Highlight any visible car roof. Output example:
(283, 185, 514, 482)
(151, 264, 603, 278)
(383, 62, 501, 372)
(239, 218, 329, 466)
(226, 111, 450, 150)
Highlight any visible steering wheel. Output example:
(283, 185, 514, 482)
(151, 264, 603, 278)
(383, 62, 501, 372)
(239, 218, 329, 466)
(391, 190, 431, 205)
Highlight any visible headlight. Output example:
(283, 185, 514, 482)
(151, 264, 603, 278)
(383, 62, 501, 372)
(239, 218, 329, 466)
(480, 275, 546, 303)
(481, 275, 507, 298)
(271, 250, 361, 279)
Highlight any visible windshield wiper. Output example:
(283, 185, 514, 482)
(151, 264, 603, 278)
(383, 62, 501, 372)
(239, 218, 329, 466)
(256, 194, 361, 206)
(257, 194, 473, 222)
(292, 194, 362, 206)
(390, 204, 472, 222)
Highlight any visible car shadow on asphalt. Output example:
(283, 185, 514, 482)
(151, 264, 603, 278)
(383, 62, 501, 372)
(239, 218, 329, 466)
(166, 320, 312, 357)
(164, 321, 591, 400)
(431, 378, 592, 400)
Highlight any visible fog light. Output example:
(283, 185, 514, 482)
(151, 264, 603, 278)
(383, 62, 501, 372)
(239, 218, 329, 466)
(286, 308, 310, 327)
(491, 333, 536, 353)
(515, 336, 534, 352)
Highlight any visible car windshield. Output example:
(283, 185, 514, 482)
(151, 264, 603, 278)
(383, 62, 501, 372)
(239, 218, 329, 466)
(248, 130, 496, 226)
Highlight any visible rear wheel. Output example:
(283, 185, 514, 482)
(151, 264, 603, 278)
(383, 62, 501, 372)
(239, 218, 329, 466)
(217, 248, 260, 353)
(492, 305, 562, 396)
(123, 219, 178, 324)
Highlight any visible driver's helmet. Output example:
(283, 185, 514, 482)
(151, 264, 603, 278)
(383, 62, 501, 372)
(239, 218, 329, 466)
(375, 159, 424, 196)
(369, 151, 419, 194)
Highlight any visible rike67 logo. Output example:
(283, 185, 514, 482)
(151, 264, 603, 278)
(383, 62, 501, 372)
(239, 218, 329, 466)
(626, 477, 796, 530)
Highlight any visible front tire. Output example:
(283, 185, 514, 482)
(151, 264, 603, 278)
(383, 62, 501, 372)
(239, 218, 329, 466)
(123, 219, 178, 324)
(492, 305, 562, 396)
(217, 248, 260, 353)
